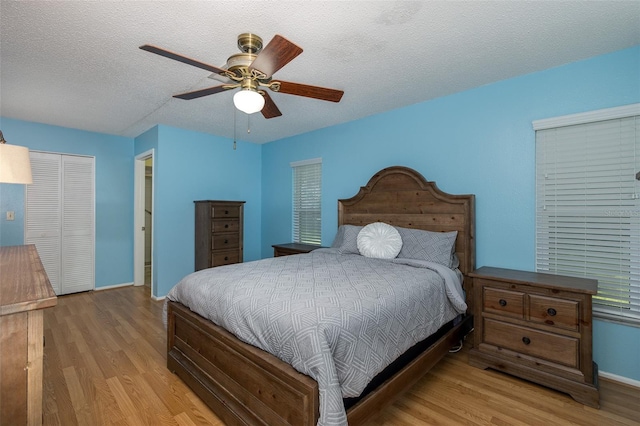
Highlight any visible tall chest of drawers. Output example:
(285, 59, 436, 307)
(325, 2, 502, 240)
(469, 266, 599, 408)
(194, 200, 245, 271)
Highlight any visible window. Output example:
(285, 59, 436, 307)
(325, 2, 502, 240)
(534, 104, 640, 325)
(291, 158, 322, 245)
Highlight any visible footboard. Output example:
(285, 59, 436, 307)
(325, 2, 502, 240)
(167, 300, 473, 426)
(167, 301, 319, 425)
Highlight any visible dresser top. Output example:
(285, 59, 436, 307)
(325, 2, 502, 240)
(272, 243, 326, 251)
(470, 266, 598, 294)
(194, 200, 245, 204)
(0, 244, 57, 316)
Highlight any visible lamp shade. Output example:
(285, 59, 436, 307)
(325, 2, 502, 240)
(0, 143, 33, 184)
(233, 89, 265, 114)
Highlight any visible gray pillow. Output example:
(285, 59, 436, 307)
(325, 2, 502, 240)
(331, 224, 363, 254)
(395, 226, 458, 268)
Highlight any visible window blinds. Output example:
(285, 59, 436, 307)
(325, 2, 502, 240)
(291, 159, 322, 245)
(535, 113, 640, 324)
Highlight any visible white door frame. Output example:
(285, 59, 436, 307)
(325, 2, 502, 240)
(134, 149, 154, 291)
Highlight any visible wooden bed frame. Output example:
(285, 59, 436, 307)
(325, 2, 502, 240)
(166, 166, 475, 425)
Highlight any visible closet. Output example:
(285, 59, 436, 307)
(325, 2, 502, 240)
(25, 152, 95, 295)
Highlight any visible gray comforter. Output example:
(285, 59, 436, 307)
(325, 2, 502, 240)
(165, 248, 467, 426)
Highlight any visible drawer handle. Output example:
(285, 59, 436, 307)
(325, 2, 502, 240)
(224, 224, 229, 228)
(522, 336, 531, 345)
(499, 299, 507, 307)
(224, 239, 228, 244)
(225, 210, 229, 215)
(224, 256, 229, 261)
(547, 308, 557, 316)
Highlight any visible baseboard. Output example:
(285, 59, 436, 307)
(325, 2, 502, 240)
(599, 371, 640, 389)
(151, 294, 166, 302)
(94, 282, 134, 291)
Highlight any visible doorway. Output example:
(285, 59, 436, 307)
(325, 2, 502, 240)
(134, 149, 154, 296)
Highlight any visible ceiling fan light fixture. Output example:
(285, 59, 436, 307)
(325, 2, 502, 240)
(141, 33, 342, 120)
(233, 89, 265, 114)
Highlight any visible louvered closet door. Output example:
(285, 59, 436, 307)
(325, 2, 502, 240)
(61, 155, 94, 294)
(26, 152, 95, 295)
(25, 152, 62, 293)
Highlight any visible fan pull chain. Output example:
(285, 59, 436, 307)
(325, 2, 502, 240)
(232, 106, 237, 150)
(247, 113, 251, 134)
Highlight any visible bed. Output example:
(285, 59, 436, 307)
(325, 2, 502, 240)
(165, 166, 475, 426)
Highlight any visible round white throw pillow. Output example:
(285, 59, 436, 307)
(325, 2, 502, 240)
(357, 222, 403, 259)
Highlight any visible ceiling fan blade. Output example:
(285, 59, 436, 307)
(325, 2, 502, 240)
(173, 85, 231, 100)
(140, 44, 227, 75)
(261, 92, 282, 119)
(274, 80, 344, 102)
(249, 35, 303, 78)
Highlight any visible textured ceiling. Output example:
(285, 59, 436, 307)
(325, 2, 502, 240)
(1, 1, 639, 144)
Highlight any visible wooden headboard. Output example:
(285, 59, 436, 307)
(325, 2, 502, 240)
(338, 166, 476, 277)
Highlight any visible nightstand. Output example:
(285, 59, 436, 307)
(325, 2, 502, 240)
(272, 243, 325, 257)
(468, 266, 599, 408)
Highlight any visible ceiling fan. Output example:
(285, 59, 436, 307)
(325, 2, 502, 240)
(140, 33, 344, 118)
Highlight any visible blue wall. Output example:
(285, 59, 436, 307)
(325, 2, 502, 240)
(0, 120, 262, 300)
(134, 125, 262, 297)
(0, 117, 135, 288)
(261, 46, 640, 381)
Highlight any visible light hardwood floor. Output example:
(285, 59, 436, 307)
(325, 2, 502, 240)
(42, 285, 640, 426)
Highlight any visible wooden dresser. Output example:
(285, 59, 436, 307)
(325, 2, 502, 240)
(0, 244, 57, 425)
(194, 200, 245, 271)
(468, 266, 599, 408)
(272, 242, 325, 257)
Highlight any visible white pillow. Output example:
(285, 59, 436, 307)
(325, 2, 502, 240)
(357, 222, 403, 259)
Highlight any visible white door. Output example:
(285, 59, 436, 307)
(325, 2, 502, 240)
(25, 152, 62, 293)
(26, 152, 95, 295)
(60, 155, 95, 294)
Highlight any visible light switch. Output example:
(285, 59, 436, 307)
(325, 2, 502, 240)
(6, 211, 15, 221)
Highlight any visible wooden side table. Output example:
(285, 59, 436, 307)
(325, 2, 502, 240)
(272, 243, 325, 257)
(468, 266, 599, 408)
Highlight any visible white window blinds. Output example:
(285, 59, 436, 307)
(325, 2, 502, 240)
(535, 106, 640, 325)
(291, 158, 322, 245)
